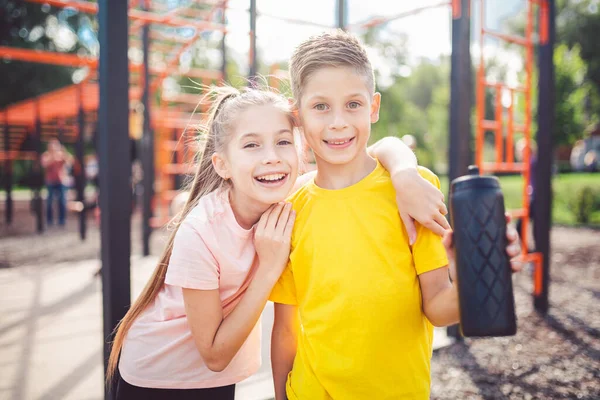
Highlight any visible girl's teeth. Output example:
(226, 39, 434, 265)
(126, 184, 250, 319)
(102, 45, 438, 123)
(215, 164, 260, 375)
(257, 174, 285, 181)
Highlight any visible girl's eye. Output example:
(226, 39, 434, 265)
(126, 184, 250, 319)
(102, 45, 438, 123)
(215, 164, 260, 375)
(348, 101, 361, 109)
(243, 143, 258, 149)
(278, 140, 292, 146)
(314, 103, 328, 111)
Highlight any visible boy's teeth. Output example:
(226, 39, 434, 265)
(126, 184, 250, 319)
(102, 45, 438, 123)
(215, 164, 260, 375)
(329, 139, 350, 144)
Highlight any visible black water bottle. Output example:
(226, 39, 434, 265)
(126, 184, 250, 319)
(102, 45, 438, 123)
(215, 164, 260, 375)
(449, 165, 517, 337)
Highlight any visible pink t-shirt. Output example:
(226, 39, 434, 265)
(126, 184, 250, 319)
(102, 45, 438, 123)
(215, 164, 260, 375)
(119, 189, 261, 389)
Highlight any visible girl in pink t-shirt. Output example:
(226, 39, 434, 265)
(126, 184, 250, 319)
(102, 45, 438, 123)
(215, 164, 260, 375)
(105, 86, 451, 398)
(107, 87, 300, 399)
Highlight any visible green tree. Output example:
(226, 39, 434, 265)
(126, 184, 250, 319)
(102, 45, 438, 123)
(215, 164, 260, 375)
(0, 1, 93, 107)
(558, 0, 600, 93)
(553, 43, 599, 146)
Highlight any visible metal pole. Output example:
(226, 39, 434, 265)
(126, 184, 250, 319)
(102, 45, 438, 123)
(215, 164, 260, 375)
(337, 0, 347, 30)
(4, 112, 12, 225)
(448, 0, 472, 184)
(141, 0, 154, 257)
(534, 0, 554, 314)
(58, 119, 65, 143)
(98, 1, 131, 398)
(34, 100, 43, 234)
(447, 0, 472, 339)
(77, 84, 87, 240)
(172, 128, 181, 190)
(221, 4, 228, 82)
(249, 0, 257, 82)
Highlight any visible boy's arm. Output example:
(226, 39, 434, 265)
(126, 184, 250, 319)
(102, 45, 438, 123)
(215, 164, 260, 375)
(271, 303, 299, 400)
(419, 217, 523, 327)
(367, 136, 450, 244)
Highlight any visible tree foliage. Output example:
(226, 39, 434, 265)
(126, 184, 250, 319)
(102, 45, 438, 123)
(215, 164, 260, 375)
(0, 0, 95, 107)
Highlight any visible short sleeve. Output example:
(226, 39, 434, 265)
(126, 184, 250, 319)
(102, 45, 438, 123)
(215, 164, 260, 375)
(269, 260, 297, 305)
(413, 167, 450, 275)
(165, 219, 219, 290)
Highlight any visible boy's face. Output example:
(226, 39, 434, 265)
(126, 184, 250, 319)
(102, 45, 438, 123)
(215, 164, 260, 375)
(297, 66, 380, 167)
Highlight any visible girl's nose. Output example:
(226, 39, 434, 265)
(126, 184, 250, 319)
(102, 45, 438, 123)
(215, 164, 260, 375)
(262, 146, 281, 165)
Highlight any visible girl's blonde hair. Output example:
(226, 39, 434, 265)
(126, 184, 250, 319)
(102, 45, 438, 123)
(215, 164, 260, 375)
(106, 85, 295, 385)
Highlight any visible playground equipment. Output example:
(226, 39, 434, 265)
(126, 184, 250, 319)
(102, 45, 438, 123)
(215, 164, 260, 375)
(0, 0, 228, 242)
(473, 0, 553, 312)
(1, 2, 554, 397)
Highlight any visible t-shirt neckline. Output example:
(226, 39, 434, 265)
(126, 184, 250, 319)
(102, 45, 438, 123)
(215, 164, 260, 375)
(307, 160, 384, 199)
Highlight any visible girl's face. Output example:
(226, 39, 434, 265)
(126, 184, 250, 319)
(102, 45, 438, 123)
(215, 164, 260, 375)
(213, 104, 299, 208)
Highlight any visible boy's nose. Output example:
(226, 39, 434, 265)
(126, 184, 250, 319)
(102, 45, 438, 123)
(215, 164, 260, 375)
(329, 112, 348, 130)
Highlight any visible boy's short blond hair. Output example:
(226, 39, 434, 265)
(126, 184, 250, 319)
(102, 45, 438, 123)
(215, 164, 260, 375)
(289, 30, 375, 104)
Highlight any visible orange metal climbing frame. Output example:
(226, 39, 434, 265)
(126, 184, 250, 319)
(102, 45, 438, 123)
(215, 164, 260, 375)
(475, 0, 548, 296)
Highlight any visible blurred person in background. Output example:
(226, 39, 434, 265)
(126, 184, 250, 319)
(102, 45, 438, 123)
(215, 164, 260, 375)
(41, 138, 73, 227)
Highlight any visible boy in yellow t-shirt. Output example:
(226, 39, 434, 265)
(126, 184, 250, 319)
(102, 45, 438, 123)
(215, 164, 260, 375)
(269, 31, 522, 400)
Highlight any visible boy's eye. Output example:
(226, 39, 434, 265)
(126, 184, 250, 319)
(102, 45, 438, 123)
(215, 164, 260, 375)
(314, 103, 328, 111)
(243, 143, 258, 149)
(348, 101, 361, 109)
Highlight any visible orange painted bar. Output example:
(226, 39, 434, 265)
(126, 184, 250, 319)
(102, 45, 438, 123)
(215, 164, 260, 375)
(24, 0, 226, 31)
(506, 208, 528, 219)
(0, 151, 37, 161)
(354, 1, 452, 29)
(482, 29, 530, 46)
(495, 86, 503, 163)
(482, 162, 525, 173)
(514, 124, 527, 132)
(521, 0, 535, 260)
(480, 119, 499, 131)
(540, 0, 549, 45)
(483, 80, 527, 93)
(129, 9, 226, 31)
(452, 0, 461, 18)
(0, 46, 97, 67)
(178, 68, 223, 81)
(507, 88, 515, 163)
(25, 0, 98, 13)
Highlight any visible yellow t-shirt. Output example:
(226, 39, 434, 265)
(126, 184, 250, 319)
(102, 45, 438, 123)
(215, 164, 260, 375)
(270, 162, 449, 400)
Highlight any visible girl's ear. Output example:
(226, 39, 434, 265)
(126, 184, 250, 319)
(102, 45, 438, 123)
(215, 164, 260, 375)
(211, 152, 230, 180)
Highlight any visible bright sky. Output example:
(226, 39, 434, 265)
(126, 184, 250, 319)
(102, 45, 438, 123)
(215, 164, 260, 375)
(224, 0, 453, 68)
(221, 0, 525, 72)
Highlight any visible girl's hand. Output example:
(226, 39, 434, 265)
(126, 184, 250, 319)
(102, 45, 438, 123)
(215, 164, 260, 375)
(443, 213, 523, 282)
(391, 168, 449, 245)
(254, 202, 295, 281)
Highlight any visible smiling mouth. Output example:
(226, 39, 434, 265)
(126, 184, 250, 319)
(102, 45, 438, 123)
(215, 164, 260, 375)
(254, 173, 289, 185)
(323, 137, 355, 147)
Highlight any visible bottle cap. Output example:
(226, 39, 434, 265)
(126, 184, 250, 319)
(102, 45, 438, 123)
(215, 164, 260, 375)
(450, 165, 500, 194)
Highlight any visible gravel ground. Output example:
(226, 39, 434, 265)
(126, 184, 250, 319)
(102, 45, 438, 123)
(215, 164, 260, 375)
(1, 200, 599, 399)
(430, 226, 600, 400)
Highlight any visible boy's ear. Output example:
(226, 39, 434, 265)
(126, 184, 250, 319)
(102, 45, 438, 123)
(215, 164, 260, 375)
(289, 99, 300, 122)
(370, 92, 381, 123)
(211, 152, 230, 180)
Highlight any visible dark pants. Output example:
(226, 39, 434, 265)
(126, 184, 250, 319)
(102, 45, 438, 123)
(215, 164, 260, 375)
(46, 183, 66, 226)
(116, 376, 236, 400)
